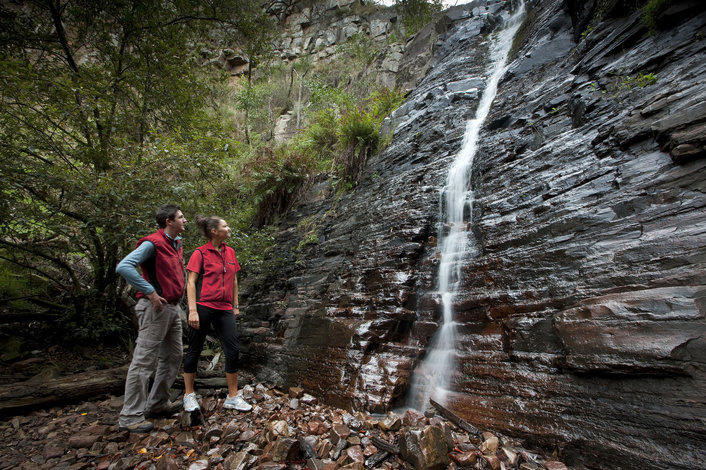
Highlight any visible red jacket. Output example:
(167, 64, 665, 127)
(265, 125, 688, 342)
(135, 229, 185, 304)
(187, 241, 240, 310)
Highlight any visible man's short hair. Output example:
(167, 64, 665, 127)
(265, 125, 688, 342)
(155, 204, 182, 228)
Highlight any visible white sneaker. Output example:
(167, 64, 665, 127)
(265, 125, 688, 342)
(224, 395, 252, 411)
(183, 392, 200, 412)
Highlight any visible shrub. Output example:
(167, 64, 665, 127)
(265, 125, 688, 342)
(335, 108, 380, 182)
(395, 0, 443, 37)
(369, 87, 406, 120)
(641, 0, 669, 34)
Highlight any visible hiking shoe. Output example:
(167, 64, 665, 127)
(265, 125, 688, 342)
(224, 395, 252, 411)
(146, 399, 183, 418)
(118, 420, 154, 433)
(183, 392, 200, 412)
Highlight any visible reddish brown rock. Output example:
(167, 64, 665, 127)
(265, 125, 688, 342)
(68, 433, 100, 449)
(345, 445, 365, 463)
(362, 444, 378, 457)
(301, 394, 318, 406)
(402, 409, 428, 427)
(481, 434, 499, 454)
(329, 423, 351, 444)
(450, 450, 478, 466)
(482, 454, 501, 470)
(43, 443, 65, 460)
(399, 425, 450, 470)
(378, 413, 402, 432)
(544, 461, 569, 470)
(308, 420, 329, 435)
(263, 437, 300, 463)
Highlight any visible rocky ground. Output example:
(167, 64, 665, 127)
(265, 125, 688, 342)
(0, 381, 570, 470)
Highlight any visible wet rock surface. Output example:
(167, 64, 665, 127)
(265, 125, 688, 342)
(0, 385, 563, 470)
(238, 0, 706, 469)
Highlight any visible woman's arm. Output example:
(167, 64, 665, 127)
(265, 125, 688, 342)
(186, 270, 200, 329)
(233, 273, 239, 316)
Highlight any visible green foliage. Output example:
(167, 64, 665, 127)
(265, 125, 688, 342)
(0, 259, 48, 312)
(297, 233, 319, 251)
(605, 70, 658, 101)
(309, 80, 355, 110)
(0, 0, 261, 342)
(395, 0, 443, 37)
(630, 72, 658, 87)
(610, 70, 658, 91)
(509, 4, 538, 59)
(236, 142, 321, 227)
(338, 107, 380, 151)
(369, 87, 407, 120)
(641, 0, 669, 34)
(581, 25, 594, 39)
(336, 33, 382, 66)
(231, 77, 404, 227)
(333, 87, 405, 182)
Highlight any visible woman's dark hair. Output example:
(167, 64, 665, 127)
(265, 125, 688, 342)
(155, 204, 182, 228)
(195, 215, 223, 239)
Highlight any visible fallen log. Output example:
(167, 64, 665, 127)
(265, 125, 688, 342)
(365, 451, 391, 468)
(0, 311, 61, 324)
(430, 398, 480, 436)
(371, 436, 399, 455)
(172, 376, 227, 389)
(0, 365, 128, 415)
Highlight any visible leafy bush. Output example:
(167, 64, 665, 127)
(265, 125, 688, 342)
(395, 0, 443, 37)
(337, 33, 382, 66)
(338, 108, 380, 151)
(369, 87, 406, 120)
(641, 0, 669, 33)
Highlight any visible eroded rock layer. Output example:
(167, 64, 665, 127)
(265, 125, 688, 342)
(239, 1, 706, 468)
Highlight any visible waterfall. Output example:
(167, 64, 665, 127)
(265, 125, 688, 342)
(406, 2, 526, 412)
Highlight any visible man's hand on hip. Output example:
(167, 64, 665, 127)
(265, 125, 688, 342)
(147, 291, 168, 311)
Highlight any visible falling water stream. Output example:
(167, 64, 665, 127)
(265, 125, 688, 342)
(406, 3, 526, 412)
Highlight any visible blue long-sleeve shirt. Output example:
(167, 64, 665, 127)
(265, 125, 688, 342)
(116, 241, 156, 295)
(116, 232, 182, 295)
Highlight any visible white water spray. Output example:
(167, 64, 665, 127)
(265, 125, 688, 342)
(406, 3, 525, 412)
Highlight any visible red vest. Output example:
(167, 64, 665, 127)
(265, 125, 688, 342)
(135, 229, 185, 304)
(186, 241, 240, 310)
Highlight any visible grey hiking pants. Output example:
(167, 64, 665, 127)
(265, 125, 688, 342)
(119, 298, 183, 426)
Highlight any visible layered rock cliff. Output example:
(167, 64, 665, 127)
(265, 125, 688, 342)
(239, 1, 706, 468)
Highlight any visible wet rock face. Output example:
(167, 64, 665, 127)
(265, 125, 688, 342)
(240, 0, 706, 468)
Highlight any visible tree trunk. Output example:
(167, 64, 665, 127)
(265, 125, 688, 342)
(0, 311, 61, 325)
(0, 365, 128, 415)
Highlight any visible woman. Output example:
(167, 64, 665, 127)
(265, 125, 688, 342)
(183, 215, 251, 412)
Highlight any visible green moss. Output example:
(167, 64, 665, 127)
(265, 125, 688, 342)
(297, 233, 320, 251)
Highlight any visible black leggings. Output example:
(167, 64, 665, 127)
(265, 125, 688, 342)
(183, 304, 239, 374)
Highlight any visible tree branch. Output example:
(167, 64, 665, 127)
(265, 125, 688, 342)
(47, 0, 79, 74)
(0, 250, 72, 293)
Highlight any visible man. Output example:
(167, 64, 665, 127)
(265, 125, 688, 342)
(116, 204, 187, 433)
